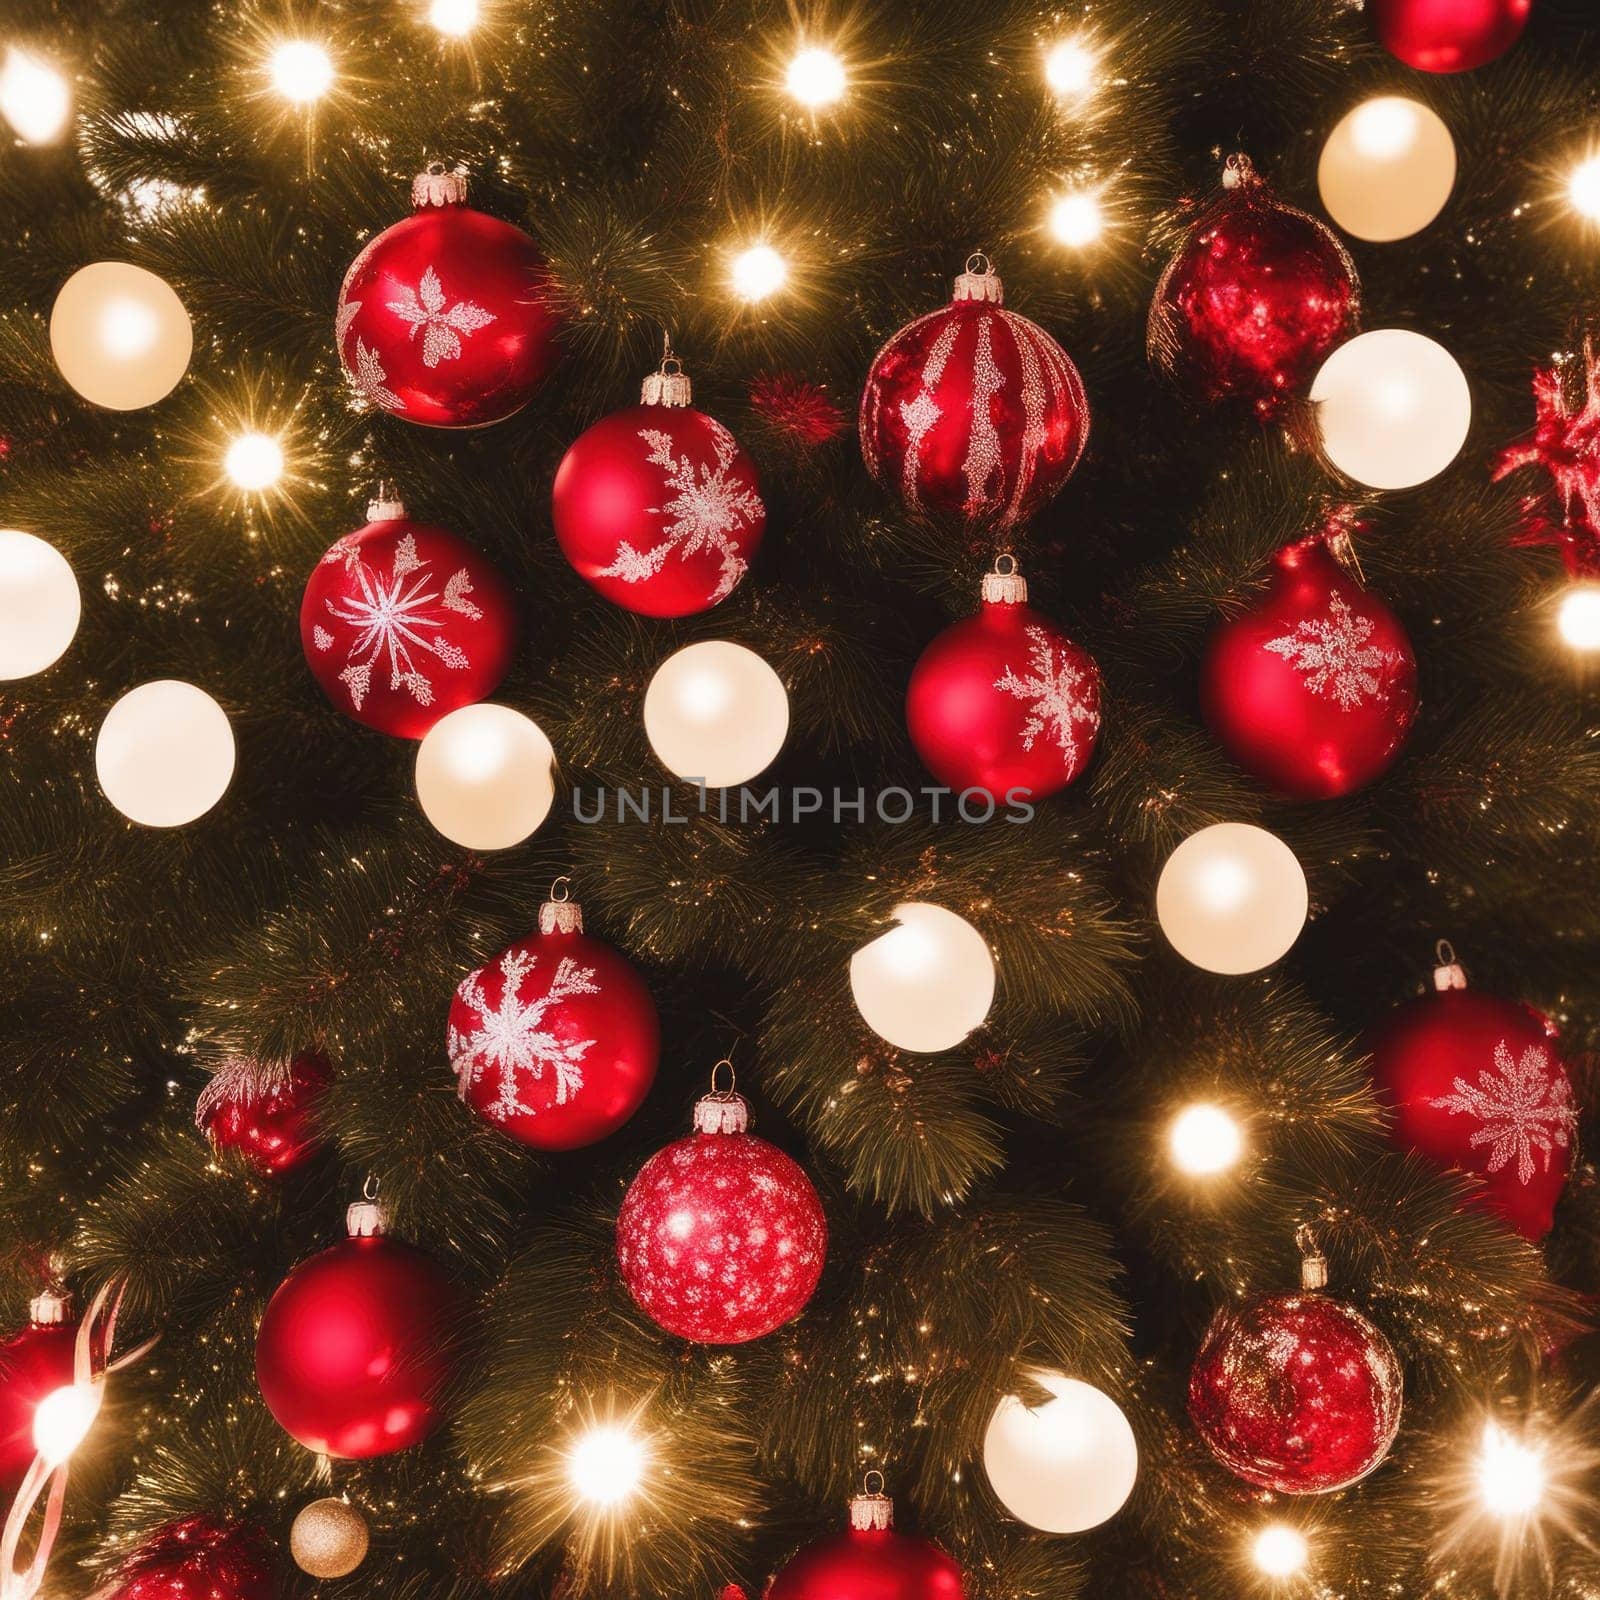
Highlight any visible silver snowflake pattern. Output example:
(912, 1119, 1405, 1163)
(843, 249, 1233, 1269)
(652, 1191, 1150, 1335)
(316, 531, 483, 711)
(386, 266, 497, 368)
(597, 421, 763, 603)
(350, 336, 403, 412)
(993, 625, 1099, 755)
(1263, 593, 1401, 711)
(449, 947, 601, 1122)
(1428, 1038, 1576, 1186)
(892, 314, 961, 513)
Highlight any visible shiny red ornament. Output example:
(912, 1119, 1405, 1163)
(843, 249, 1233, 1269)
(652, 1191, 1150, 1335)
(336, 163, 562, 429)
(256, 1192, 462, 1458)
(906, 559, 1100, 803)
(196, 1053, 329, 1176)
(1201, 525, 1418, 800)
(860, 254, 1088, 532)
(766, 1485, 965, 1600)
(1369, 948, 1577, 1240)
(1371, 0, 1531, 72)
(1148, 154, 1359, 416)
(616, 1080, 826, 1344)
(101, 1516, 277, 1600)
(448, 889, 659, 1149)
(552, 351, 765, 616)
(300, 493, 516, 738)
(0, 1288, 79, 1504)
(1189, 1249, 1403, 1494)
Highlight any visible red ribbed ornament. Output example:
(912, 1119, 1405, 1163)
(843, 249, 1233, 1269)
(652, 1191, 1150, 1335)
(766, 1484, 965, 1600)
(1370, 0, 1531, 72)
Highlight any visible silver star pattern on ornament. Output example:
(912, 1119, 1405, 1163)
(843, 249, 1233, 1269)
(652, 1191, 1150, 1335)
(993, 624, 1099, 755)
(386, 266, 497, 368)
(1262, 593, 1400, 711)
(1428, 1038, 1576, 1186)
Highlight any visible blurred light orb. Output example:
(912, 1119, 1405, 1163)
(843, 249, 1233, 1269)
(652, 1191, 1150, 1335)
(415, 703, 556, 850)
(786, 46, 846, 108)
(849, 901, 995, 1054)
(568, 1424, 646, 1506)
(428, 0, 480, 36)
(1156, 823, 1308, 975)
(0, 530, 80, 679)
(33, 1382, 101, 1467)
(50, 262, 193, 411)
(982, 1372, 1138, 1533)
(269, 39, 334, 104)
(1049, 190, 1103, 247)
(1570, 156, 1600, 221)
(643, 640, 789, 787)
(225, 431, 285, 491)
(1311, 329, 1471, 490)
(0, 46, 70, 143)
(1045, 38, 1096, 98)
(1318, 95, 1456, 242)
(1252, 1523, 1309, 1579)
(1476, 1422, 1545, 1518)
(96, 680, 235, 827)
(1168, 1103, 1244, 1176)
(1557, 583, 1600, 651)
(731, 243, 788, 302)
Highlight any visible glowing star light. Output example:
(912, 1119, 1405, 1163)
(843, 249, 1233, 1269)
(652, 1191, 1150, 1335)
(786, 46, 845, 108)
(0, 47, 70, 143)
(225, 432, 285, 491)
(428, 0, 480, 34)
(568, 1423, 646, 1507)
(1044, 38, 1096, 98)
(268, 39, 334, 104)
(1569, 155, 1600, 221)
(1558, 582, 1600, 650)
(1476, 1422, 1546, 1519)
(1168, 1103, 1244, 1176)
(731, 244, 787, 302)
(1252, 1523, 1308, 1579)
(1050, 190, 1103, 248)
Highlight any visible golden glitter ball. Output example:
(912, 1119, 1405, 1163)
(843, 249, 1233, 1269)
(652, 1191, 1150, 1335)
(290, 1497, 369, 1579)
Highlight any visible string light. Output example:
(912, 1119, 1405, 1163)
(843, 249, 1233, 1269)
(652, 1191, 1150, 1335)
(786, 45, 846, 109)
(731, 243, 788, 301)
(1476, 1422, 1546, 1518)
(428, 0, 480, 37)
(268, 39, 334, 104)
(568, 1423, 646, 1506)
(33, 1382, 102, 1467)
(1049, 189, 1104, 248)
(1557, 583, 1600, 651)
(1569, 155, 1600, 221)
(224, 431, 285, 491)
(1044, 37, 1096, 99)
(0, 46, 71, 143)
(1167, 1103, 1244, 1176)
(1251, 1523, 1309, 1579)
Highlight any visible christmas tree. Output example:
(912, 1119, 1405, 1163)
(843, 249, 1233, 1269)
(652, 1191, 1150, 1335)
(0, 0, 1597, 1596)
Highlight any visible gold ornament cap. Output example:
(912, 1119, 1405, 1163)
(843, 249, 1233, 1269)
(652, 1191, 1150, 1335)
(953, 251, 1004, 305)
(849, 1473, 894, 1531)
(367, 482, 407, 523)
(29, 1287, 71, 1327)
(981, 553, 1028, 605)
(1432, 939, 1468, 992)
(1296, 1225, 1329, 1291)
(346, 1177, 388, 1239)
(539, 877, 583, 935)
(693, 1060, 748, 1133)
(412, 162, 469, 208)
(641, 337, 693, 407)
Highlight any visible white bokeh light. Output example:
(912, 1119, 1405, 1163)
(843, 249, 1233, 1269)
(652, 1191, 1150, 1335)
(1569, 155, 1600, 221)
(643, 640, 789, 787)
(415, 703, 557, 850)
(0, 47, 70, 143)
(849, 901, 996, 1054)
(1252, 1523, 1309, 1579)
(96, 680, 236, 827)
(1318, 96, 1456, 243)
(786, 46, 846, 108)
(1044, 38, 1096, 98)
(1557, 583, 1600, 651)
(428, 0, 481, 36)
(730, 243, 788, 302)
(225, 432, 285, 491)
(1476, 1422, 1546, 1518)
(33, 1382, 102, 1467)
(50, 263, 193, 411)
(1156, 823, 1308, 975)
(269, 39, 334, 104)
(1049, 190, 1103, 247)
(568, 1423, 646, 1507)
(1168, 1103, 1244, 1176)
(0, 530, 80, 680)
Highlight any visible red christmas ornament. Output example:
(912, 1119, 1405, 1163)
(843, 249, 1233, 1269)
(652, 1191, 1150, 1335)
(196, 1053, 329, 1176)
(748, 371, 849, 450)
(448, 883, 659, 1150)
(552, 345, 765, 616)
(1370, 0, 1531, 72)
(1368, 946, 1577, 1240)
(616, 1071, 827, 1344)
(0, 1285, 79, 1504)
(336, 163, 562, 429)
(766, 1481, 965, 1600)
(101, 1516, 277, 1600)
(906, 557, 1101, 803)
(256, 1188, 462, 1459)
(860, 254, 1089, 532)
(1189, 1239, 1403, 1494)
(300, 491, 517, 738)
(1200, 522, 1418, 800)
(1148, 154, 1359, 417)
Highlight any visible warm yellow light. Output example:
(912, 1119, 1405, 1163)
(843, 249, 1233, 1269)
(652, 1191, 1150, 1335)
(786, 46, 846, 108)
(1477, 1422, 1546, 1518)
(1050, 190, 1104, 247)
(268, 39, 334, 104)
(1168, 1103, 1244, 1176)
(730, 243, 788, 302)
(224, 431, 285, 491)
(1252, 1523, 1308, 1579)
(1557, 583, 1600, 651)
(428, 0, 480, 36)
(1044, 38, 1096, 98)
(0, 46, 71, 143)
(568, 1424, 646, 1507)
(33, 1382, 102, 1467)
(1569, 156, 1600, 221)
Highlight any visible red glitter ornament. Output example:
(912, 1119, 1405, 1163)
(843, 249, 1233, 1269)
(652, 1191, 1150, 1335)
(1369, 945, 1577, 1240)
(300, 491, 518, 738)
(1189, 1237, 1403, 1494)
(256, 1187, 462, 1459)
(616, 1069, 827, 1345)
(748, 371, 849, 449)
(448, 883, 659, 1150)
(0, 1285, 79, 1505)
(552, 344, 766, 617)
(906, 556, 1101, 804)
(766, 1479, 965, 1600)
(1200, 521, 1418, 800)
(336, 163, 562, 429)
(101, 1516, 277, 1600)
(1370, 0, 1531, 73)
(196, 1052, 329, 1176)
(860, 254, 1088, 532)
(1148, 154, 1359, 416)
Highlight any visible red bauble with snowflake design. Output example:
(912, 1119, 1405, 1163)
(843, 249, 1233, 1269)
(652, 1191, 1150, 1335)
(906, 559, 1100, 803)
(196, 1052, 329, 1176)
(1201, 525, 1417, 800)
(767, 1483, 965, 1600)
(336, 163, 562, 429)
(1370, 0, 1530, 72)
(552, 350, 765, 616)
(616, 1077, 827, 1345)
(448, 888, 659, 1150)
(101, 1516, 277, 1600)
(860, 255, 1089, 532)
(0, 1285, 80, 1505)
(1369, 948, 1577, 1240)
(300, 492, 517, 738)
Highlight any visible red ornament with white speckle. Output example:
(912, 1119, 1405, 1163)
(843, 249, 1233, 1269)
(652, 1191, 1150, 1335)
(196, 1052, 330, 1175)
(101, 1516, 277, 1600)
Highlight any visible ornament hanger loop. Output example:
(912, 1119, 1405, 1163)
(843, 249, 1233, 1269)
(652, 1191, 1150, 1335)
(549, 874, 572, 903)
(708, 1058, 737, 1098)
(361, 1173, 381, 1203)
(862, 1468, 886, 1496)
(1293, 1222, 1316, 1255)
(1222, 151, 1256, 189)
(964, 250, 993, 278)
(426, 159, 449, 177)
(991, 551, 1018, 578)
(1435, 938, 1457, 967)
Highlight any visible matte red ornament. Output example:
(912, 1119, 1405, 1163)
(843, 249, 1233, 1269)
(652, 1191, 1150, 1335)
(766, 1484, 965, 1600)
(1200, 524, 1418, 799)
(1370, 0, 1531, 72)
(300, 492, 517, 739)
(101, 1516, 277, 1600)
(1189, 1244, 1402, 1494)
(0, 1287, 79, 1505)
(336, 163, 561, 428)
(1368, 948, 1577, 1240)
(552, 348, 765, 616)
(448, 888, 659, 1149)
(1148, 154, 1359, 416)
(616, 1077, 826, 1344)
(255, 1191, 462, 1459)
(906, 558, 1100, 803)
(860, 254, 1088, 532)
(196, 1053, 329, 1176)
